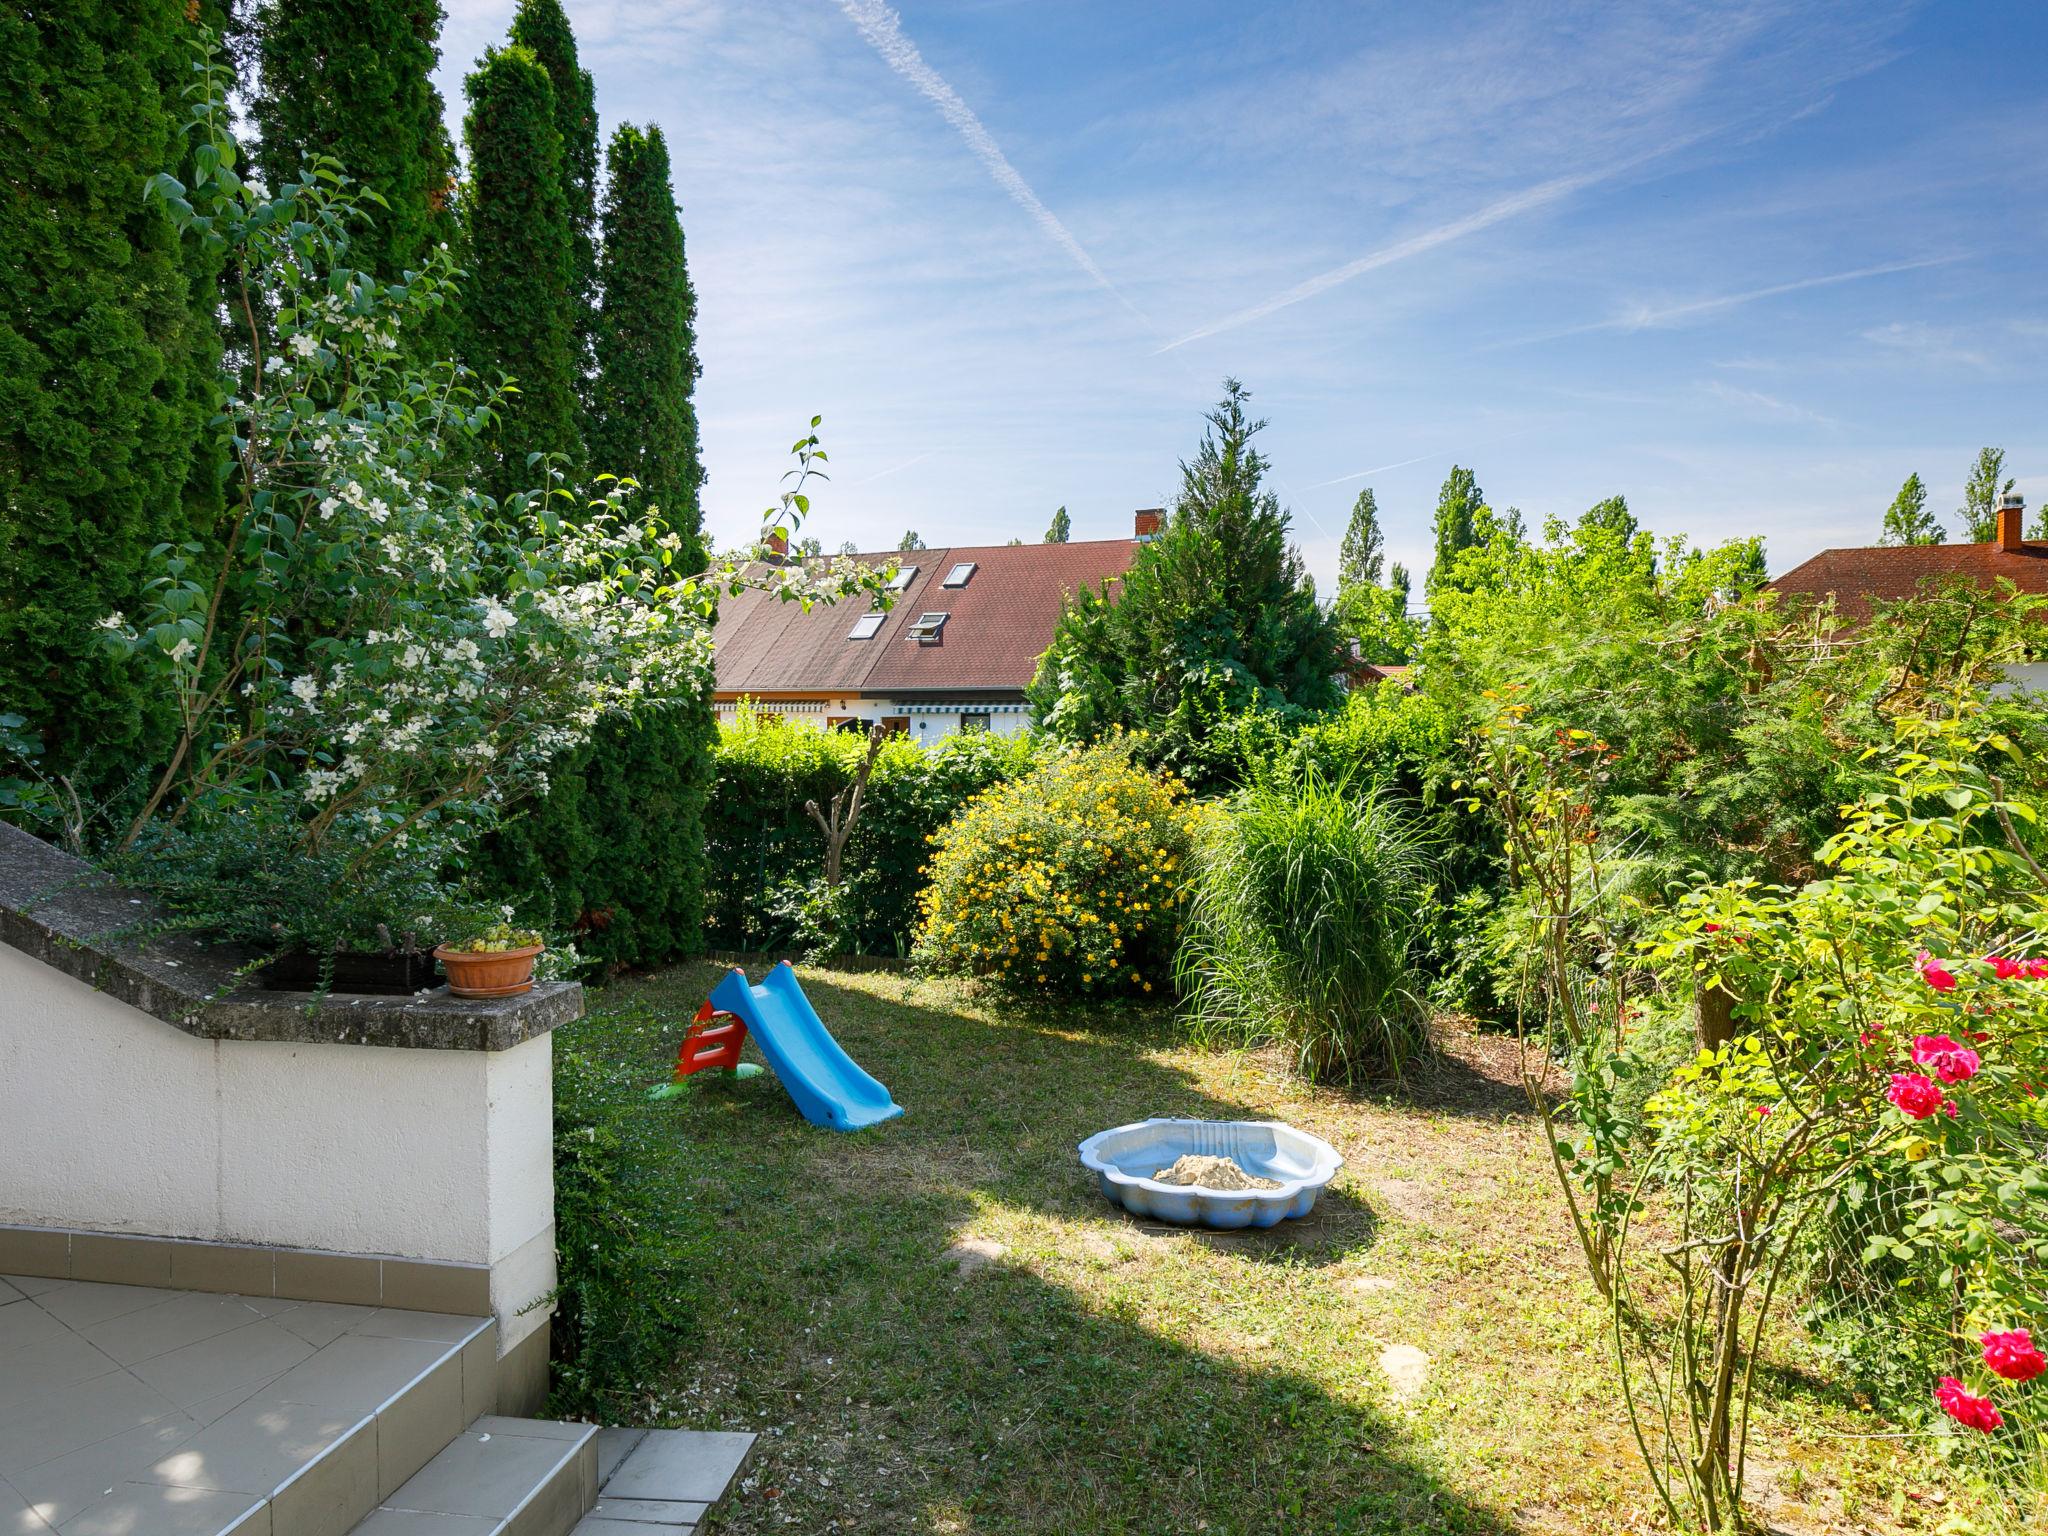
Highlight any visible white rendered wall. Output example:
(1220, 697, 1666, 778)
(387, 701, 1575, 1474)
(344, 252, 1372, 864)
(0, 944, 553, 1349)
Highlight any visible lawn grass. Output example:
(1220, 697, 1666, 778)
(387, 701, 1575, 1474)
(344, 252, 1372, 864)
(569, 962, 1971, 1535)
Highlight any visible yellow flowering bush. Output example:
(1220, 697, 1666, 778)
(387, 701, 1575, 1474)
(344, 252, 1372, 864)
(914, 740, 1198, 994)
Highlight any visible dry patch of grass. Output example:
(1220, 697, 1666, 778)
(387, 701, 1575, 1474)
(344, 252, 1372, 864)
(573, 964, 1967, 1535)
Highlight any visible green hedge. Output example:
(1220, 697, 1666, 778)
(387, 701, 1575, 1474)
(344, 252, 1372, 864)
(487, 697, 717, 971)
(704, 711, 1036, 954)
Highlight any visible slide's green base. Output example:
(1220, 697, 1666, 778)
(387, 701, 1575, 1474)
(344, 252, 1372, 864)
(646, 1063, 765, 1101)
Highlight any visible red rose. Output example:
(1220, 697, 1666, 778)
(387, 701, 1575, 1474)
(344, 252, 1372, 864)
(1989, 954, 2023, 980)
(1911, 1034, 1981, 1085)
(1887, 1072, 1946, 1120)
(1982, 1330, 2046, 1384)
(1936, 1376, 2003, 1432)
(1916, 951, 1959, 991)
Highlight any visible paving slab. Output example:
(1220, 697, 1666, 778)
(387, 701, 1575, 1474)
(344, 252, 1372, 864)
(598, 1431, 754, 1506)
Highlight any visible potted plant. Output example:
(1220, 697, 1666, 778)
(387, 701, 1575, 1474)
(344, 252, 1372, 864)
(435, 922, 546, 998)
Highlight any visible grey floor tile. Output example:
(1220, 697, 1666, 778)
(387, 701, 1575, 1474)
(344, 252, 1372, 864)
(0, 1279, 25, 1308)
(380, 1431, 572, 1519)
(471, 1417, 588, 1442)
(79, 1293, 278, 1368)
(572, 1521, 694, 1535)
(0, 1279, 63, 1301)
(135, 1396, 370, 1495)
(4, 1413, 202, 1528)
(55, 1481, 265, 1535)
(348, 1511, 495, 1533)
(273, 1304, 376, 1350)
(600, 1432, 754, 1505)
(0, 1370, 184, 1477)
(348, 1311, 489, 1345)
(31, 1285, 183, 1332)
(592, 1429, 645, 1489)
(265, 1336, 451, 1414)
(0, 1335, 121, 1423)
(586, 1494, 708, 1526)
(0, 1475, 58, 1534)
(127, 1321, 314, 1412)
(0, 1304, 74, 1359)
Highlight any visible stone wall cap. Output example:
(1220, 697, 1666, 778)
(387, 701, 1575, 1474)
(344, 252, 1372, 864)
(0, 820, 580, 1051)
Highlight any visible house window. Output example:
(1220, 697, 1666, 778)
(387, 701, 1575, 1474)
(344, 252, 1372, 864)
(847, 612, 885, 640)
(906, 612, 948, 642)
(942, 561, 977, 588)
(959, 712, 990, 733)
(887, 565, 919, 591)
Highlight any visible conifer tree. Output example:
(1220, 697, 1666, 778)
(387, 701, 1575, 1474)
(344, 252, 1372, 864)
(1337, 486, 1384, 590)
(508, 0, 598, 384)
(0, 1, 218, 796)
(460, 44, 581, 503)
(1045, 506, 1071, 542)
(587, 125, 701, 561)
(252, 0, 456, 282)
(1880, 472, 1943, 546)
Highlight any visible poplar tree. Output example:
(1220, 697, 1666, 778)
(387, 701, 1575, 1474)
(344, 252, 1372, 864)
(1045, 506, 1071, 543)
(586, 124, 702, 561)
(0, 1, 217, 796)
(252, 0, 457, 282)
(1337, 486, 1383, 590)
(1959, 448, 2014, 542)
(460, 44, 581, 503)
(1880, 472, 1943, 546)
(1426, 465, 1483, 594)
(508, 0, 599, 384)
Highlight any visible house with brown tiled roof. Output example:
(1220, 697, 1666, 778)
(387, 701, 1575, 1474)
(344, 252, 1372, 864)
(711, 511, 1161, 742)
(1769, 492, 2048, 624)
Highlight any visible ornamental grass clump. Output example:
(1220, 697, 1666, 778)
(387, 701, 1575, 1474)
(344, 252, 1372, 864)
(913, 739, 1196, 994)
(1175, 773, 1432, 1083)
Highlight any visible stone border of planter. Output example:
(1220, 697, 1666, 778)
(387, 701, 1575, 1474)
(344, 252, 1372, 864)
(0, 821, 577, 1051)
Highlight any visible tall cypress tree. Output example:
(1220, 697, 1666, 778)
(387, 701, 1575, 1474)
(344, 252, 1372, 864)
(586, 124, 702, 561)
(508, 0, 599, 391)
(251, 0, 456, 282)
(0, 1, 217, 799)
(1426, 465, 1484, 595)
(460, 44, 581, 503)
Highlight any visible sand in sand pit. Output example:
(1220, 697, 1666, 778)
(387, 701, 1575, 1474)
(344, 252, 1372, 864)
(1152, 1153, 1282, 1191)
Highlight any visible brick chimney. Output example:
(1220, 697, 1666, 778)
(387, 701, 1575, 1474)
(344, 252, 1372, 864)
(764, 527, 789, 565)
(1997, 492, 2026, 553)
(1133, 508, 1164, 540)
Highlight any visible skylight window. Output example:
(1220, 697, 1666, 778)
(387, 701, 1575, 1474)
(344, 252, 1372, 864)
(942, 561, 978, 588)
(847, 612, 885, 640)
(887, 565, 919, 591)
(906, 611, 949, 642)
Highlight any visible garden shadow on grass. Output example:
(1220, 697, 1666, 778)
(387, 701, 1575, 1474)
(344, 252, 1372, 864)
(586, 965, 1518, 1535)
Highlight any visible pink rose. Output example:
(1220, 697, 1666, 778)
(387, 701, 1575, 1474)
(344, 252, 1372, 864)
(1916, 951, 1958, 991)
(1887, 1072, 1947, 1120)
(1989, 954, 2023, 980)
(1982, 1330, 2046, 1384)
(1911, 1034, 1982, 1085)
(1936, 1376, 2003, 1432)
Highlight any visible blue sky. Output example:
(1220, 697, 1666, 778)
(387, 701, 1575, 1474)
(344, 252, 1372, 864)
(435, 0, 2048, 590)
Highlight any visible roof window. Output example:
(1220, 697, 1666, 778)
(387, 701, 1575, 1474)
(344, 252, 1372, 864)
(887, 564, 919, 591)
(906, 612, 949, 642)
(942, 561, 978, 588)
(847, 612, 885, 640)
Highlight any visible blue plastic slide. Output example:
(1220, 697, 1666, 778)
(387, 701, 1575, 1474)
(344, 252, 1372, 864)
(708, 962, 905, 1132)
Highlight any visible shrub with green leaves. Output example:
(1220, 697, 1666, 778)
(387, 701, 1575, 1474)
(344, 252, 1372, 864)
(703, 710, 1035, 954)
(915, 739, 1197, 995)
(1177, 774, 1432, 1081)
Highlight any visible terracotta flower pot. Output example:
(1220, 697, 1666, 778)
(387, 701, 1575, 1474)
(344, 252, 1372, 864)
(433, 943, 542, 999)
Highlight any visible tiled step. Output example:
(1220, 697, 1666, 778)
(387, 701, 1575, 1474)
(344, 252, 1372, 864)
(573, 1428, 755, 1534)
(348, 1417, 596, 1535)
(0, 1274, 494, 1535)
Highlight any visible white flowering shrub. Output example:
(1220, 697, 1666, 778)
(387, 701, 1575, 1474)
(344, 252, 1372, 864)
(96, 35, 877, 955)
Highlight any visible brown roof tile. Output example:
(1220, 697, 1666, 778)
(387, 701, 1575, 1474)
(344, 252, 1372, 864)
(1768, 541, 2048, 624)
(713, 538, 1136, 698)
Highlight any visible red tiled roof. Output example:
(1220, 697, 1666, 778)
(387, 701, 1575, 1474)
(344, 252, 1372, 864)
(713, 538, 1137, 698)
(1767, 541, 2048, 624)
